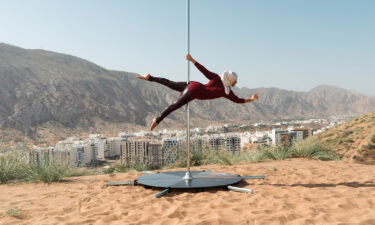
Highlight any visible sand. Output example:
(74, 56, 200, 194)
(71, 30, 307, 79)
(1, 158, 375, 225)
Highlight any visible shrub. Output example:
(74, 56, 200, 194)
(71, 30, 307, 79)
(371, 134, 375, 144)
(0, 145, 29, 184)
(255, 145, 291, 160)
(341, 130, 353, 138)
(65, 167, 97, 177)
(177, 149, 235, 167)
(103, 167, 115, 174)
(291, 141, 340, 161)
(268, 146, 291, 160)
(311, 150, 340, 161)
(0, 143, 77, 183)
(5, 207, 23, 219)
(130, 162, 152, 172)
(248, 150, 269, 162)
(346, 138, 354, 143)
(109, 163, 130, 173)
(367, 143, 375, 150)
(200, 150, 233, 165)
(175, 149, 237, 168)
(190, 150, 205, 166)
(24, 160, 69, 183)
(104, 162, 161, 174)
(172, 140, 340, 169)
(227, 151, 261, 163)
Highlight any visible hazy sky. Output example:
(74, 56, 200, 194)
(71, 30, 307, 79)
(1, 0, 374, 95)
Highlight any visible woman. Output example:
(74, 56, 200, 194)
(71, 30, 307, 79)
(137, 54, 259, 130)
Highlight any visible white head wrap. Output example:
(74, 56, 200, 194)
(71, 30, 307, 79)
(221, 71, 238, 95)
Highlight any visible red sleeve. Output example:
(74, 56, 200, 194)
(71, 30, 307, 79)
(194, 62, 220, 81)
(224, 90, 245, 104)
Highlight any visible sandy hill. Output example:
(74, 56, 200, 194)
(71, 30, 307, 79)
(312, 111, 375, 164)
(1, 159, 375, 225)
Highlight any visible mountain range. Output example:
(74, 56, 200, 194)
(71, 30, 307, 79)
(1, 43, 374, 143)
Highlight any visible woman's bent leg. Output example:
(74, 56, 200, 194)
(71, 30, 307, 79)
(156, 89, 191, 124)
(149, 76, 187, 92)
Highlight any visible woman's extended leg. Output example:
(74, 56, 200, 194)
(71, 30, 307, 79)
(137, 74, 187, 92)
(150, 88, 192, 130)
(150, 76, 188, 92)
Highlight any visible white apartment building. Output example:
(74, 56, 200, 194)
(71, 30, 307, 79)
(90, 140, 105, 161)
(203, 135, 225, 151)
(239, 135, 251, 148)
(148, 143, 163, 167)
(121, 140, 147, 165)
(105, 137, 123, 159)
(224, 136, 241, 153)
(271, 129, 290, 145)
(196, 134, 241, 153)
(82, 144, 95, 166)
(161, 138, 180, 165)
(30, 146, 77, 166)
(120, 140, 163, 166)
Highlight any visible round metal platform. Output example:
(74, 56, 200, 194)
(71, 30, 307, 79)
(135, 170, 242, 189)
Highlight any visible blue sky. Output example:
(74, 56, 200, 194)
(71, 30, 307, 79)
(1, 0, 374, 95)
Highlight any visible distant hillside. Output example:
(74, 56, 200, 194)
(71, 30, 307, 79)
(1, 43, 375, 143)
(311, 111, 375, 164)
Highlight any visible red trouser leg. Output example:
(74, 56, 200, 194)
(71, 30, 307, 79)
(156, 88, 192, 124)
(149, 76, 188, 92)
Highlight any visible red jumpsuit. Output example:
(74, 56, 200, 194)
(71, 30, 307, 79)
(149, 62, 245, 124)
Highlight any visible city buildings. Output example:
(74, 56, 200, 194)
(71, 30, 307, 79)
(29, 116, 345, 168)
(120, 140, 163, 167)
(272, 128, 312, 146)
(105, 137, 123, 159)
(148, 143, 163, 167)
(161, 138, 180, 165)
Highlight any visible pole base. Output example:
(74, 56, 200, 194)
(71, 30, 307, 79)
(182, 171, 193, 180)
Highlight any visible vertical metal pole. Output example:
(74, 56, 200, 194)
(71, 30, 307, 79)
(183, 0, 192, 180)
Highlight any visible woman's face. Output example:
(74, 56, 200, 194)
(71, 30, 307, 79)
(231, 79, 237, 87)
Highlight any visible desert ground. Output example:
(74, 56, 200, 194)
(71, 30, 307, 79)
(1, 158, 375, 225)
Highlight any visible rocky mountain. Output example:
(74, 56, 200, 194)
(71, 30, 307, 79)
(1, 43, 375, 142)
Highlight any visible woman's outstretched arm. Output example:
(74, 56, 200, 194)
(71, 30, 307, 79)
(186, 54, 219, 80)
(225, 92, 259, 104)
(244, 93, 259, 103)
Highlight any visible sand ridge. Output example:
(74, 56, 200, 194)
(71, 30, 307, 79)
(1, 158, 375, 225)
